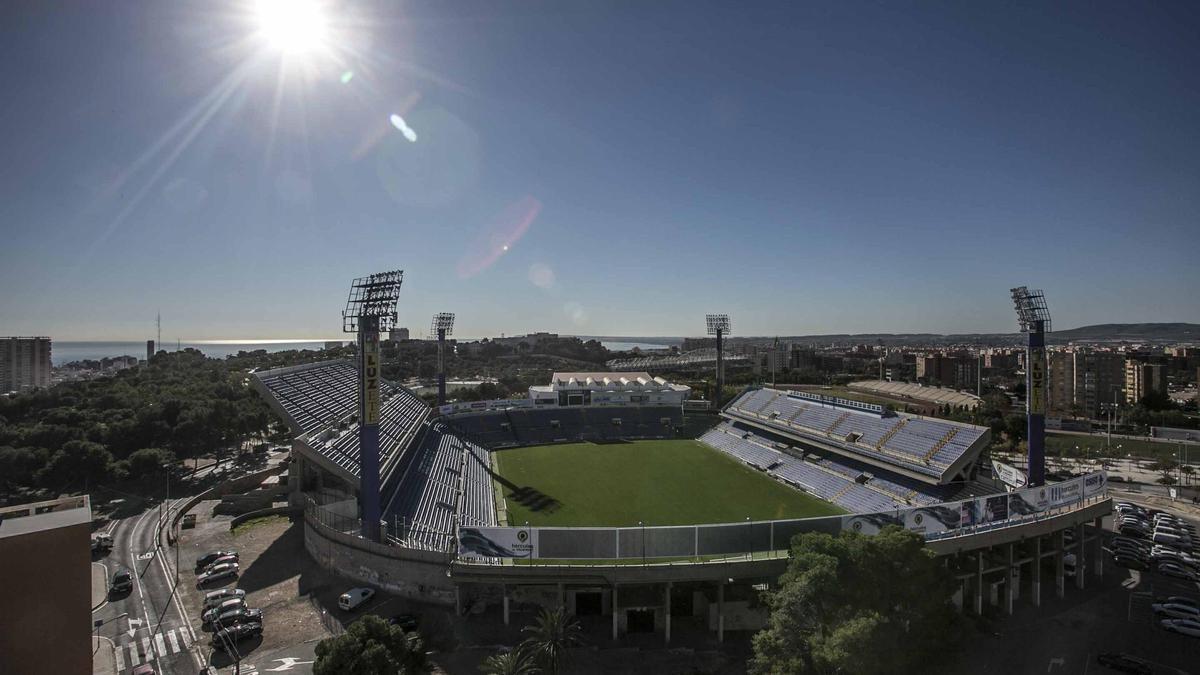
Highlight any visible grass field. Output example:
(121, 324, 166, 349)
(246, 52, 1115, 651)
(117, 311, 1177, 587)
(1045, 432, 1193, 462)
(493, 439, 844, 527)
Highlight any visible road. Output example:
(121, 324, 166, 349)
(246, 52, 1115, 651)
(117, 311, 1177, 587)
(93, 499, 204, 674)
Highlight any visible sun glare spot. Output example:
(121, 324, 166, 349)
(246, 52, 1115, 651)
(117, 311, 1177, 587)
(256, 0, 327, 54)
(389, 114, 418, 142)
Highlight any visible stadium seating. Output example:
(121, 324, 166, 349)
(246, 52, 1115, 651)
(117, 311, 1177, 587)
(382, 421, 498, 551)
(698, 422, 951, 512)
(724, 387, 987, 482)
(253, 360, 407, 435)
(443, 406, 684, 448)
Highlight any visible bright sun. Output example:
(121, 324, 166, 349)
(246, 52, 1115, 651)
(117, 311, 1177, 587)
(255, 0, 327, 54)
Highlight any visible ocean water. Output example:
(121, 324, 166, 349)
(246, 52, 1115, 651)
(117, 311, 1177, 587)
(51, 341, 336, 365)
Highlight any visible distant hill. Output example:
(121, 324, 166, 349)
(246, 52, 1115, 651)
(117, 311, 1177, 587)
(1048, 323, 1200, 342)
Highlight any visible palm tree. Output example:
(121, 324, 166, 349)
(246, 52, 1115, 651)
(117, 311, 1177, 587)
(521, 607, 583, 674)
(479, 642, 541, 675)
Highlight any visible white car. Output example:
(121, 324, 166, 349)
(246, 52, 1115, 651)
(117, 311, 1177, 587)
(338, 587, 375, 611)
(1161, 618, 1200, 638)
(1152, 603, 1200, 620)
(203, 588, 246, 611)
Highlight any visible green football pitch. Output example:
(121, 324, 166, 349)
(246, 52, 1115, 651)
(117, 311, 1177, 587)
(493, 439, 844, 527)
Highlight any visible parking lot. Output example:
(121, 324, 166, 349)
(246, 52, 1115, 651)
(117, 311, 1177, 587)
(947, 497, 1200, 675)
(176, 501, 458, 673)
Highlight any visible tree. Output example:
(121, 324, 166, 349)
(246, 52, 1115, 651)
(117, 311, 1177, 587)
(38, 440, 114, 490)
(520, 607, 583, 675)
(314, 615, 428, 675)
(480, 642, 541, 675)
(750, 527, 961, 675)
(126, 447, 176, 481)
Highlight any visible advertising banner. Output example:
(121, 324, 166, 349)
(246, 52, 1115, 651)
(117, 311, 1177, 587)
(904, 504, 961, 535)
(1029, 347, 1047, 415)
(362, 333, 381, 425)
(457, 526, 538, 558)
(1083, 472, 1107, 498)
(960, 499, 982, 528)
(982, 495, 1009, 523)
(841, 512, 905, 536)
(1007, 489, 1044, 517)
(1047, 476, 1083, 508)
(991, 460, 1028, 489)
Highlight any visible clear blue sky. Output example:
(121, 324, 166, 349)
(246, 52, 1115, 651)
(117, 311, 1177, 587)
(2, 1, 1197, 341)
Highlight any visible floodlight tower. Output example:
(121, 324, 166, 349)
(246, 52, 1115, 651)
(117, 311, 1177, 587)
(706, 314, 731, 410)
(431, 312, 455, 405)
(343, 270, 404, 541)
(1011, 286, 1052, 487)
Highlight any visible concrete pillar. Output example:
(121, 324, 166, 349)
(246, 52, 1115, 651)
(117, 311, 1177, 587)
(1055, 530, 1065, 599)
(1005, 543, 1015, 615)
(1093, 517, 1104, 578)
(1033, 536, 1042, 607)
(558, 583, 565, 608)
(612, 585, 619, 641)
(718, 582, 725, 643)
(974, 551, 984, 615)
(1075, 523, 1086, 590)
(455, 587, 462, 616)
(502, 584, 510, 626)
(664, 582, 672, 646)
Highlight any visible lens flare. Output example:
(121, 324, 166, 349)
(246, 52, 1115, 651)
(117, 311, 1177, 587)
(389, 114, 418, 142)
(456, 196, 542, 279)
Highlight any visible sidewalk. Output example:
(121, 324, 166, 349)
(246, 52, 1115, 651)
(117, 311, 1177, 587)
(92, 636, 117, 675)
(92, 562, 108, 610)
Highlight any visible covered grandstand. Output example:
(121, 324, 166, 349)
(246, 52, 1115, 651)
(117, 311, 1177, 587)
(720, 387, 990, 485)
(848, 380, 982, 410)
(605, 348, 750, 373)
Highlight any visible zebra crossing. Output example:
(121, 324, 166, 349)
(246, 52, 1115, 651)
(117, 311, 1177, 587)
(113, 626, 192, 672)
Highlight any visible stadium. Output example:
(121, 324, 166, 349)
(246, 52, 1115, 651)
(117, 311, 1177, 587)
(248, 283, 1112, 643)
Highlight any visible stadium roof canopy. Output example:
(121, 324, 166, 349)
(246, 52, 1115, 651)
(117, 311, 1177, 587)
(723, 387, 991, 485)
(544, 371, 688, 392)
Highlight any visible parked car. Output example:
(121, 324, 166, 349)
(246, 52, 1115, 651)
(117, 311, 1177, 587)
(110, 569, 133, 594)
(1095, 652, 1152, 675)
(131, 665, 157, 675)
(202, 598, 246, 626)
(203, 588, 246, 611)
(196, 562, 239, 588)
(201, 556, 240, 574)
(1152, 603, 1200, 620)
(195, 550, 239, 571)
(209, 607, 262, 631)
(1161, 618, 1200, 639)
(211, 622, 263, 652)
(338, 588, 375, 611)
(1157, 562, 1197, 581)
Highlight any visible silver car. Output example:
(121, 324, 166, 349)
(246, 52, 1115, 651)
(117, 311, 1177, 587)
(1152, 602, 1200, 620)
(1161, 618, 1200, 638)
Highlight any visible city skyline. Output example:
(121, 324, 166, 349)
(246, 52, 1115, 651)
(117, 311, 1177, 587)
(2, 1, 1199, 341)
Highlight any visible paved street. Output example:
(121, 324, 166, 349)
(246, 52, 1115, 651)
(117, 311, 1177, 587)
(92, 499, 204, 674)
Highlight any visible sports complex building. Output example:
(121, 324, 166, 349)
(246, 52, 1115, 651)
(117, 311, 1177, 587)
(252, 359, 1111, 642)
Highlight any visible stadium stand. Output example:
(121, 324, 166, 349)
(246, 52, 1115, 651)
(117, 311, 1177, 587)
(253, 360, 429, 484)
(442, 406, 684, 448)
(383, 421, 497, 551)
(723, 387, 989, 484)
(252, 360, 403, 435)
